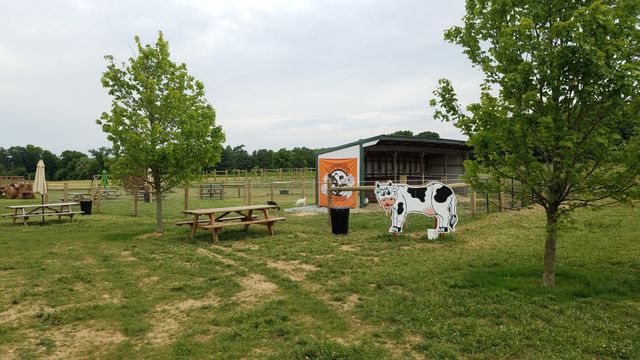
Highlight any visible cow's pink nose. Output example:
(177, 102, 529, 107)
(380, 198, 395, 208)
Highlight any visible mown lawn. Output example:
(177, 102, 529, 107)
(0, 192, 638, 359)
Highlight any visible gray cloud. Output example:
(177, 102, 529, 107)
(0, 0, 483, 154)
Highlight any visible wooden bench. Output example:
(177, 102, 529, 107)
(175, 219, 211, 226)
(175, 215, 258, 227)
(201, 217, 285, 230)
(8, 211, 83, 219)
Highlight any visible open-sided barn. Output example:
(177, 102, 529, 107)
(316, 135, 472, 207)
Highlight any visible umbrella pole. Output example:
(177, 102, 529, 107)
(41, 194, 45, 224)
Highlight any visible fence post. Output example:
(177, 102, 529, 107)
(94, 186, 101, 214)
(470, 190, 477, 215)
(248, 180, 253, 205)
(270, 180, 274, 201)
(499, 191, 504, 211)
(486, 191, 490, 214)
(63, 182, 68, 202)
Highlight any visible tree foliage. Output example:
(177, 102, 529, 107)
(213, 146, 316, 171)
(0, 146, 110, 181)
(389, 130, 441, 139)
(98, 32, 224, 232)
(431, 0, 640, 285)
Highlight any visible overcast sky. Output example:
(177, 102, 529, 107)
(0, 0, 483, 154)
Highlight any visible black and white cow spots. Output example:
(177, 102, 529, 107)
(434, 186, 453, 203)
(375, 180, 458, 234)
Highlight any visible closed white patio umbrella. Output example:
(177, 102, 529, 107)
(33, 160, 47, 223)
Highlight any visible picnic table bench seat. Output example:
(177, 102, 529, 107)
(175, 215, 258, 227)
(3, 202, 82, 225)
(201, 217, 285, 230)
(7, 211, 84, 218)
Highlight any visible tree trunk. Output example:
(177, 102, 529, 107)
(154, 179, 164, 233)
(543, 208, 558, 286)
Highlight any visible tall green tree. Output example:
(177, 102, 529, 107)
(273, 148, 293, 169)
(416, 131, 440, 140)
(389, 130, 415, 137)
(431, 0, 640, 285)
(98, 32, 224, 233)
(251, 149, 274, 169)
(88, 147, 112, 174)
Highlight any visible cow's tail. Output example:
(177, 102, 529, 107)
(448, 197, 458, 231)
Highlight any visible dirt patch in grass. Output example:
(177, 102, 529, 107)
(265, 260, 319, 281)
(233, 274, 278, 306)
(339, 244, 359, 252)
(78, 257, 97, 265)
(0, 289, 124, 326)
(250, 347, 276, 357)
(4, 321, 125, 360)
(291, 212, 320, 217)
(232, 243, 260, 250)
(40, 323, 126, 359)
(146, 293, 219, 345)
(120, 251, 137, 261)
(135, 232, 163, 240)
(0, 301, 49, 325)
(140, 276, 160, 287)
(195, 248, 239, 267)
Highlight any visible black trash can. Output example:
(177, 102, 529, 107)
(79, 199, 93, 215)
(330, 207, 350, 235)
(143, 191, 150, 203)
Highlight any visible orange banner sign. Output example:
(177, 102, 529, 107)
(318, 158, 358, 208)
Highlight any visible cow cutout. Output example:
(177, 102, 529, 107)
(374, 181, 458, 234)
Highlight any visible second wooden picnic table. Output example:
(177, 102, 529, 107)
(179, 204, 285, 242)
(2, 202, 82, 226)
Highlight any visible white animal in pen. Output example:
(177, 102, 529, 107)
(295, 197, 306, 207)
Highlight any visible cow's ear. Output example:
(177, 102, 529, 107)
(375, 182, 381, 189)
(387, 180, 393, 186)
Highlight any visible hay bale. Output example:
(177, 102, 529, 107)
(6, 185, 19, 199)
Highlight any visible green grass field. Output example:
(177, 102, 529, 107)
(0, 191, 638, 359)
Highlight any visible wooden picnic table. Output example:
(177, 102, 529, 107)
(2, 202, 83, 226)
(178, 204, 285, 242)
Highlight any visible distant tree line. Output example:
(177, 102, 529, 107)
(213, 146, 316, 171)
(0, 145, 111, 181)
(0, 144, 317, 180)
(389, 130, 440, 139)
